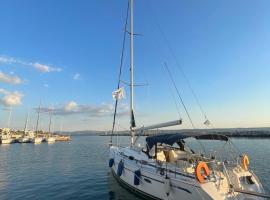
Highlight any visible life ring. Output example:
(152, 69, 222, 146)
(241, 154, 249, 171)
(195, 162, 210, 183)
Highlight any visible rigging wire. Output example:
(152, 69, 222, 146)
(163, 62, 209, 153)
(163, 62, 195, 129)
(110, 1, 130, 145)
(145, 1, 211, 126)
(161, 65, 182, 120)
(156, 23, 211, 126)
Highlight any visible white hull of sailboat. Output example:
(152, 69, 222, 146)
(110, 146, 264, 200)
(110, 147, 211, 200)
(1, 138, 13, 144)
(108, 0, 266, 199)
(32, 137, 43, 144)
(19, 137, 31, 143)
(45, 137, 56, 143)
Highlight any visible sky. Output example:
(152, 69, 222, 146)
(0, 0, 270, 131)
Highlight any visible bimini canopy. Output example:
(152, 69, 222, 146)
(145, 133, 228, 150)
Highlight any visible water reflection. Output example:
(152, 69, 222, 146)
(107, 171, 141, 200)
(0, 136, 269, 200)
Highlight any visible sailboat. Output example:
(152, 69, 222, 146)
(19, 112, 31, 143)
(0, 128, 13, 144)
(1, 107, 14, 144)
(45, 110, 56, 143)
(109, 1, 267, 200)
(32, 102, 43, 144)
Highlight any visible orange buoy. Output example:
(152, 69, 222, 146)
(241, 154, 250, 171)
(195, 162, 210, 183)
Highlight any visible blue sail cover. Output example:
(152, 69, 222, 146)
(146, 133, 228, 150)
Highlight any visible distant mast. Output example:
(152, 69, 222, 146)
(59, 119, 63, 135)
(35, 101, 41, 134)
(48, 111, 52, 135)
(130, 0, 136, 146)
(7, 106, 12, 128)
(24, 111, 29, 134)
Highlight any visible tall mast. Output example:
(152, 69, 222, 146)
(35, 101, 41, 134)
(7, 106, 12, 128)
(59, 119, 63, 135)
(48, 111, 52, 135)
(130, 0, 135, 146)
(24, 111, 29, 134)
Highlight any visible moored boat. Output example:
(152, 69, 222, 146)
(19, 112, 32, 143)
(45, 136, 56, 143)
(55, 135, 70, 141)
(1, 137, 13, 144)
(110, 133, 267, 200)
(31, 137, 43, 144)
(18, 136, 31, 143)
(1, 128, 13, 144)
(44, 109, 56, 143)
(108, 1, 267, 199)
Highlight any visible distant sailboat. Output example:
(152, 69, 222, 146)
(45, 110, 56, 143)
(1, 106, 13, 144)
(108, 1, 266, 199)
(32, 102, 43, 143)
(0, 128, 13, 144)
(19, 112, 31, 143)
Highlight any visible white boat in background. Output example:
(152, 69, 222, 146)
(1, 107, 14, 144)
(45, 109, 56, 143)
(45, 137, 56, 143)
(32, 137, 43, 144)
(27, 130, 43, 144)
(31, 101, 46, 144)
(1, 138, 13, 144)
(108, 1, 267, 199)
(0, 128, 13, 144)
(21, 130, 43, 144)
(19, 112, 32, 143)
(18, 136, 31, 143)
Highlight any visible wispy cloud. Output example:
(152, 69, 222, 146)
(0, 71, 23, 84)
(0, 88, 24, 107)
(32, 62, 61, 73)
(73, 73, 81, 80)
(36, 101, 129, 117)
(0, 55, 62, 73)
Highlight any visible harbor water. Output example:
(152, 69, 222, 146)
(0, 135, 269, 200)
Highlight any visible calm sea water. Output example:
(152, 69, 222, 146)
(0, 136, 269, 200)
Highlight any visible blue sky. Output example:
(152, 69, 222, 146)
(0, 0, 270, 131)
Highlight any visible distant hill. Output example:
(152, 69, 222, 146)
(66, 127, 270, 138)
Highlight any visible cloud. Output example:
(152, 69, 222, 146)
(0, 56, 16, 64)
(37, 101, 129, 117)
(32, 62, 62, 73)
(0, 55, 62, 73)
(0, 88, 24, 106)
(64, 101, 78, 111)
(43, 83, 49, 88)
(0, 71, 23, 84)
(73, 73, 81, 80)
